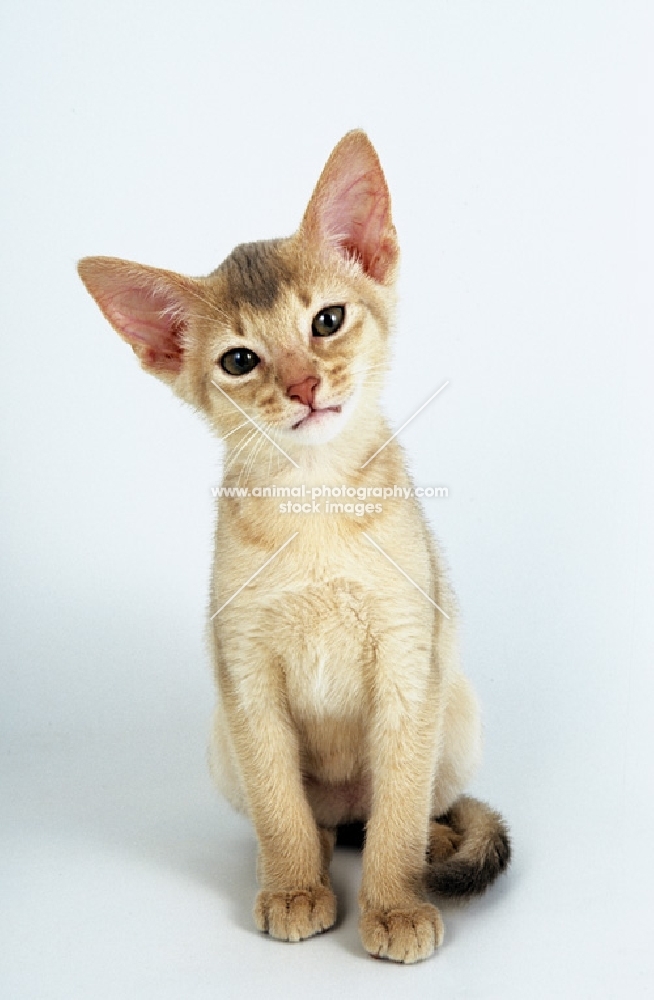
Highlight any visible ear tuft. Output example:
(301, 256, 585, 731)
(77, 256, 192, 375)
(300, 130, 398, 284)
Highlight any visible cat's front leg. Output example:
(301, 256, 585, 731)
(359, 621, 444, 964)
(254, 825, 336, 942)
(216, 636, 336, 942)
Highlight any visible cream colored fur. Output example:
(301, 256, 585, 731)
(78, 130, 508, 964)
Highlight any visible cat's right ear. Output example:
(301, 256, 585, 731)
(77, 256, 198, 379)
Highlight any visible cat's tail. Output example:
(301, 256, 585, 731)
(426, 795, 511, 898)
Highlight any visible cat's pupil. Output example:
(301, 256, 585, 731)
(220, 348, 260, 376)
(312, 305, 345, 337)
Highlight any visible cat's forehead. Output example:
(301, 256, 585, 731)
(206, 236, 364, 345)
(216, 238, 299, 311)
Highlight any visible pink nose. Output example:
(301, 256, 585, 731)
(287, 376, 319, 408)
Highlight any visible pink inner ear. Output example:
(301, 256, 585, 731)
(305, 134, 397, 283)
(80, 261, 188, 374)
(324, 170, 391, 279)
(108, 286, 185, 372)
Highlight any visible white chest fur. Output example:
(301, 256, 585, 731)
(271, 581, 371, 725)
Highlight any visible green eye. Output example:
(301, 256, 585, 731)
(312, 305, 345, 337)
(219, 348, 261, 376)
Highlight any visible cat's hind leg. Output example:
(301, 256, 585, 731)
(427, 673, 511, 896)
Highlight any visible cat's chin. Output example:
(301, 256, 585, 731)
(280, 399, 355, 446)
(291, 406, 341, 431)
(287, 407, 346, 445)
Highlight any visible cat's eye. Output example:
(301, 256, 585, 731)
(312, 305, 345, 337)
(219, 348, 261, 376)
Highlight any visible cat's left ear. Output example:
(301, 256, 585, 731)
(78, 256, 198, 379)
(300, 130, 398, 284)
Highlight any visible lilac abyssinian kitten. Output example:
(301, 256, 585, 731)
(78, 131, 510, 963)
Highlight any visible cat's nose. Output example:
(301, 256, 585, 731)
(287, 376, 320, 408)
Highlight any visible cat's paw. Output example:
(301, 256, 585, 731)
(359, 903, 444, 963)
(254, 885, 337, 942)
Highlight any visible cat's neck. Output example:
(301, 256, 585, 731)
(221, 402, 409, 493)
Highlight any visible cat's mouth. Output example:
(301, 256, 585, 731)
(291, 405, 342, 430)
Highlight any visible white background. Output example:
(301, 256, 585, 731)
(1, 2, 653, 997)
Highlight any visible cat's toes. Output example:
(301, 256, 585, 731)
(254, 885, 337, 942)
(428, 820, 463, 862)
(359, 903, 444, 963)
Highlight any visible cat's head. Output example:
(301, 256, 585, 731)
(78, 131, 398, 457)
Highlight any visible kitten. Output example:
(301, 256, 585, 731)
(78, 130, 510, 963)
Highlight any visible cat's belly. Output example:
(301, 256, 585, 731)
(303, 773, 372, 825)
(298, 714, 372, 823)
(270, 581, 372, 786)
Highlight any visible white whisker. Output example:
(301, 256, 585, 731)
(223, 427, 258, 473)
(221, 419, 250, 441)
